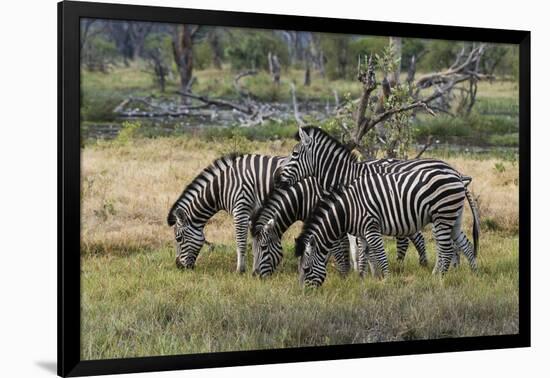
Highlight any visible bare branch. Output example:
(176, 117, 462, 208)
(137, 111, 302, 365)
(370, 101, 435, 129)
(233, 70, 258, 99)
(290, 83, 305, 127)
(176, 91, 252, 114)
(415, 135, 434, 159)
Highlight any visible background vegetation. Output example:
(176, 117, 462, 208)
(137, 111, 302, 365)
(79, 19, 520, 360)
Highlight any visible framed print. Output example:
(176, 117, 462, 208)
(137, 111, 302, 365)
(58, 0, 530, 376)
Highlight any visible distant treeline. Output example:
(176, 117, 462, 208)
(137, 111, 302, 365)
(81, 19, 519, 82)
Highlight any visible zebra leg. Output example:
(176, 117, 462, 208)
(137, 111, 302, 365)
(396, 237, 409, 263)
(364, 229, 390, 279)
(453, 232, 477, 271)
(356, 237, 369, 278)
(233, 212, 249, 273)
(432, 222, 454, 275)
(450, 206, 477, 270)
(408, 232, 428, 267)
(348, 234, 358, 271)
(450, 242, 461, 268)
(331, 237, 351, 276)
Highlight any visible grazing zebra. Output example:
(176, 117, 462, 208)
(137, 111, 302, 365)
(167, 154, 284, 272)
(296, 169, 473, 287)
(275, 126, 480, 269)
(251, 175, 427, 278)
(250, 176, 352, 278)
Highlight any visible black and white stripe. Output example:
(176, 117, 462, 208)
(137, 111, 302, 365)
(250, 176, 352, 278)
(297, 169, 470, 287)
(167, 154, 283, 272)
(251, 176, 427, 278)
(275, 126, 479, 269)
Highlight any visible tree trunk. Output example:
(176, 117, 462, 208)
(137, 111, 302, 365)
(209, 32, 223, 69)
(390, 37, 402, 84)
(268, 52, 281, 85)
(173, 25, 196, 93)
(304, 52, 311, 86)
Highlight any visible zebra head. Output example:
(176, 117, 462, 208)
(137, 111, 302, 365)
(171, 207, 205, 269)
(296, 235, 328, 287)
(275, 128, 315, 189)
(252, 218, 283, 278)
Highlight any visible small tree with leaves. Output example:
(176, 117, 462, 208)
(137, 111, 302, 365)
(328, 40, 489, 160)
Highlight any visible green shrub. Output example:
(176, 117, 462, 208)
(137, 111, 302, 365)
(488, 133, 519, 147)
(482, 218, 501, 232)
(225, 31, 289, 71)
(194, 42, 215, 70)
(215, 133, 253, 156)
(350, 37, 389, 62)
(493, 162, 506, 174)
(114, 121, 142, 146)
(321, 34, 353, 80)
(418, 40, 463, 71)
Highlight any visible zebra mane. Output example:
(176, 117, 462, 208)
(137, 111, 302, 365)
(167, 153, 240, 226)
(294, 126, 359, 163)
(249, 205, 264, 235)
(295, 231, 309, 257)
(294, 184, 347, 257)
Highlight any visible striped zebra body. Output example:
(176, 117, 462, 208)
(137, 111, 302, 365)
(250, 176, 352, 278)
(297, 170, 468, 287)
(167, 154, 283, 272)
(275, 126, 479, 270)
(251, 176, 426, 277)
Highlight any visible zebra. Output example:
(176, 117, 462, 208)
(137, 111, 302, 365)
(167, 154, 284, 272)
(250, 176, 353, 278)
(275, 126, 480, 270)
(251, 175, 427, 278)
(296, 169, 474, 287)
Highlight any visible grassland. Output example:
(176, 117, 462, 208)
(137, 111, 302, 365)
(81, 136, 519, 360)
(81, 63, 519, 149)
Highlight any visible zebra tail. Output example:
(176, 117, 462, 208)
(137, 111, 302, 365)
(465, 188, 480, 257)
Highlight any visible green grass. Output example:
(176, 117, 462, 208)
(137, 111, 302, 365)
(81, 232, 518, 360)
(414, 113, 518, 147)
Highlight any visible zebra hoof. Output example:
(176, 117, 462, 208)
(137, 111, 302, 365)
(236, 266, 246, 274)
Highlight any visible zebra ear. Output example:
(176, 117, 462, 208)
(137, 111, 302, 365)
(308, 237, 316, 251)
(264, 218, 275, 233)
(298, 127, 312, 146)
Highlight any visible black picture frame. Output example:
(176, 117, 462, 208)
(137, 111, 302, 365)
(58, 1, 531, 376)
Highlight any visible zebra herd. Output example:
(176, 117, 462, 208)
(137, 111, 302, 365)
(168, 126, 480, 287)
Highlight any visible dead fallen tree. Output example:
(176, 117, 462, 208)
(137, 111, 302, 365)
(114, 70, 283, 126)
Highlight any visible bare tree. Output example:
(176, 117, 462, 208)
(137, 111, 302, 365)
(80, 19, 98, 53)
(268, 52, 281, 84)
(207, 28, 224, 69)
(128, 22, 153, 59)
(172, 24, 201, 93)
(145, 48, 168, 92)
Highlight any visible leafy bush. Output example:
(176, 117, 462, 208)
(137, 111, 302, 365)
(320, 34, 354, 80)
(82, 35, 118, 72)
(225, 31, 289, 71)
(418, 40, 463, 71)
(193, 42, 215, 70)
(114, 121, 142, 146)
(401, 38, 426, 70)
(350, 37, 388, 62)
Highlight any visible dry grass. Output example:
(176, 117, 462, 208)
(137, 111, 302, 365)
(81, 136, 518, 256)
(80, 136, 519, 360)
